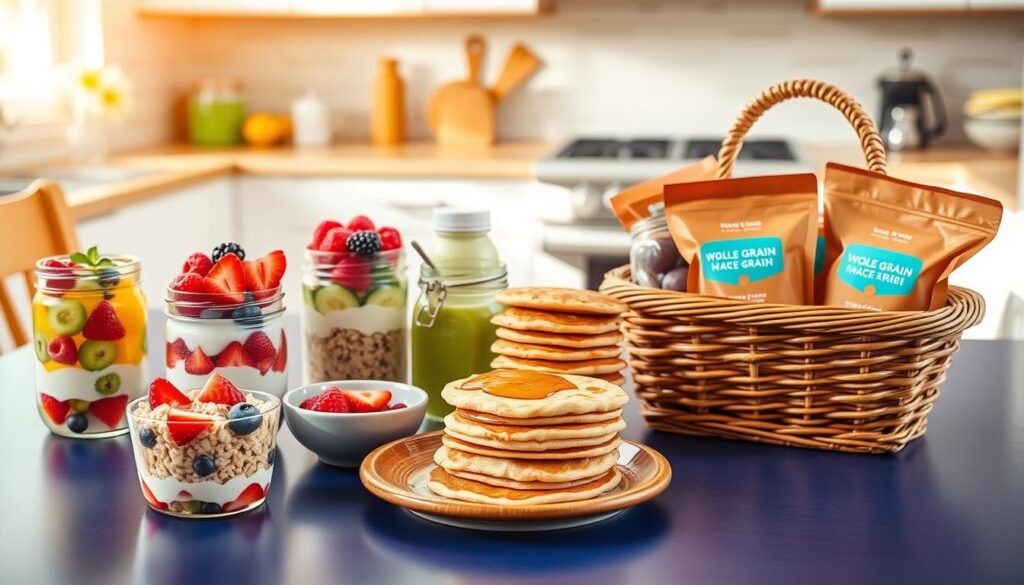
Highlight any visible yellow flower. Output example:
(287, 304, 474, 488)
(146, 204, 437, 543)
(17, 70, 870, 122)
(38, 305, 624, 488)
(79, 69, 102, 92)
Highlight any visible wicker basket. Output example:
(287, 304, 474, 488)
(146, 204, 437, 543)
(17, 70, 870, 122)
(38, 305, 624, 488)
(599, 79, 985, 454)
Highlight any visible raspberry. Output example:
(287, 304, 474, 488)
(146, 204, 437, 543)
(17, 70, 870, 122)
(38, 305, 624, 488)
(377, 226, 402, 251)
(171, 272, 204, 293)
(182, 252, 214, 276)
(347, 215, 376, 232)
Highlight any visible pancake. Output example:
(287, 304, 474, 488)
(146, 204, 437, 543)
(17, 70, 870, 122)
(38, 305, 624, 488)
(590, 372, 627, 386)
(496, 287, 627, 316)
(492, 355, 625, 375)
(491, 307, 621, 335)
(492, 339, 622, 362)
(428, 467, 622, 505)
(442, 371, 628, 418)
(434, 445, 619, 483)
(444, 428, 619, 452)
(496, 327, 623, 349)
(456, 408, 623, 427)
(444, 411, 626, 443)
(441, 433, 622, 460)
(446, 470, 600, 491)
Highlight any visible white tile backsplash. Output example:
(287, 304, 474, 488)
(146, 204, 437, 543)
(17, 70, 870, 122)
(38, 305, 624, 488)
(102, 0, 1024, 149)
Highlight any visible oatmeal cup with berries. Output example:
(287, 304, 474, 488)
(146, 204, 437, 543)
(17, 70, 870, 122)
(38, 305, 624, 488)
(127, 374, 280, 518)
(302, 216, 408, 384)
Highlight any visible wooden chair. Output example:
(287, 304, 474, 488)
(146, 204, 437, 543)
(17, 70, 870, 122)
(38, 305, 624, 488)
(0, 180, 78, 352)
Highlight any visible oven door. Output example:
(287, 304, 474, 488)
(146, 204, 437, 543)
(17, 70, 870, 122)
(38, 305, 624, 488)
(540, 220, 630, 290)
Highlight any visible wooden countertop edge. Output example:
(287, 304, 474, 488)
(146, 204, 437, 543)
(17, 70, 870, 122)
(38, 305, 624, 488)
(67, 165, 234, 220)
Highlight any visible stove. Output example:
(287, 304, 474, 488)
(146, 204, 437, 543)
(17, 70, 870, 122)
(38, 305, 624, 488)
(533, 136, 811, 187)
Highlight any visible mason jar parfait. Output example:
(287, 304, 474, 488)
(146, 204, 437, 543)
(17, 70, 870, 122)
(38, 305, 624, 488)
(33, 249, 149, 438)
(301, 246, 408, 384)
(165, 247, 288, 398)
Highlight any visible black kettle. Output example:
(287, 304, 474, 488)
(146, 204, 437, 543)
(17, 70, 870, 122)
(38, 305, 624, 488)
(877, 48, 946, 150)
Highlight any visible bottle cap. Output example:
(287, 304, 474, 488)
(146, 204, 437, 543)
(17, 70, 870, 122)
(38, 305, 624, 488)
(433, 208, 490, 233)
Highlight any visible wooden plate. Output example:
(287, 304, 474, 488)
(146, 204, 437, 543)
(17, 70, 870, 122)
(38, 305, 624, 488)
(359, 431, 672, 531)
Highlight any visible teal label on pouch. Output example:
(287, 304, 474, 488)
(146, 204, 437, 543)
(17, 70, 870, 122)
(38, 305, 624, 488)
(814, 234, 826, 274)
(837, 243, 922, 296)
(700, 236, 783, 286)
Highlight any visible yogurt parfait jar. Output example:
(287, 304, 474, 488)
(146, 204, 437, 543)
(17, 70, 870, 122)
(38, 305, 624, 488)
(301, 248, 408, 383)
(165, 286, 288, 398)
(33, 251, 149, 438)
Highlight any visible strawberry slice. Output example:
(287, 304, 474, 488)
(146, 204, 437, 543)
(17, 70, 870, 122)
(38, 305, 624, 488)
(89, 395, 129, 428)
(223, 483, 265, 513)
(184, 347, 214, 375)
(165, 338, 191, 369)
(140, 480, 168, 510)
(271, 330, 287, 373)
(82, 300, 126, 341)
(242, 250, 286, 297)
(319, 227, 353, 253)
(214, 341, 253, 368)
(201, 253, 245, 304)
(254, 356, 274, 376)
(149, 377, 191, 409)
(178, 490, 193, 499)
(244, 331, 276, 363)
(198, 373, 245, 406)
(39, 393, 71, 425)
(342, 389, 392, 413)
(166, 409, 214, 446)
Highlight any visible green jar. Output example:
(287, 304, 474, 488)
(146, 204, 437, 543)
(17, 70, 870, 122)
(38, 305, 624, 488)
(187, 80, 245, 146)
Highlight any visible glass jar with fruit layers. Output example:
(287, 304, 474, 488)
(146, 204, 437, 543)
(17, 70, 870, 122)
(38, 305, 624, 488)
(301, 248, 408, 384)
(165, 286, 288, 398)
(33, 255, 149, 439)
(630, 205, 688, 291)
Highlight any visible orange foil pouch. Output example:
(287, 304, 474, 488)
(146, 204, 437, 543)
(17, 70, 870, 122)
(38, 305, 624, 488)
(610, 156, 718, 230)
(664, 174, 818, 304)
(822, 163, 1003, 311)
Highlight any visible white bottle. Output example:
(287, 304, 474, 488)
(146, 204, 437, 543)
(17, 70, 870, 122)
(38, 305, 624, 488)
(291, 90, 330, 148)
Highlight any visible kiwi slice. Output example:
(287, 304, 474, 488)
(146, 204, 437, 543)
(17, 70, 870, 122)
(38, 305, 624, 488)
(364, 286, 405, 308)
(34, 331, 50, 363)
(47, 299, 87, 336)
(314, 285, 359, 314)
(70, 399, 90, 414)
(302, 284, 316, 309)
(94, 372, 121, 396)
(78, 340, 117, 372)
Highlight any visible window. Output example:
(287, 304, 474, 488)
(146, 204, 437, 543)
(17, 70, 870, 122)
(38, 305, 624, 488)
(0, 0, 58, 104)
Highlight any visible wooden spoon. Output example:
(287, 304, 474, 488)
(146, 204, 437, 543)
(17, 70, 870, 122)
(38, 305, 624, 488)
(491, 43, 541, 103)
(426, 35, 486, 133)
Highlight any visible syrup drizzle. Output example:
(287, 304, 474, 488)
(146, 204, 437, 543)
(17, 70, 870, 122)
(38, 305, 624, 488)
(462, 369, 576, 400)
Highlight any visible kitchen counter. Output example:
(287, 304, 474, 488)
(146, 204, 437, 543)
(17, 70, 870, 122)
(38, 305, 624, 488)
(62, 141, 553, 219)
(11, 141, 1017, 221)
(2, 312, 1023, 584)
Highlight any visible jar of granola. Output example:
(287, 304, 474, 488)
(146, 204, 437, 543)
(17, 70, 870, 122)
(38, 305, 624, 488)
(301, 247, 408, 383)
(33, 250, 149, 439)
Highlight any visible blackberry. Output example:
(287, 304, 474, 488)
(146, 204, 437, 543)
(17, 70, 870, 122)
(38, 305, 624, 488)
(346, 230, 382, 257)
(212, 242, 246, 262)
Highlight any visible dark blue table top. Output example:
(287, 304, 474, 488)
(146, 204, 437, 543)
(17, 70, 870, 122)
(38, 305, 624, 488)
(1, 312, 1022, 585)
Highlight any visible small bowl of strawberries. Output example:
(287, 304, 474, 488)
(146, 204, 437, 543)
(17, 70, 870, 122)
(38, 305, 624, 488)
(282, 380, 426, 467)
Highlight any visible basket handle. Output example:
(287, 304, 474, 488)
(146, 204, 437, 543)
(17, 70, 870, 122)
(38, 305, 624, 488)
(717, 79, 887, 179)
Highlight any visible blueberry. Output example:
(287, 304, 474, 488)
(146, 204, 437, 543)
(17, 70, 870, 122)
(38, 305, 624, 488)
(227, 403, 262, 436)
(200, 502, 222, 514)
(199, 308, 224, 319)
(193, 454, 216, 477)
(138, 427, 157, 448)
(267, 447, 276, 466)
(231, 303, 262, 323)
(66, 413, 88, 434)
(98, 268, 121, 288)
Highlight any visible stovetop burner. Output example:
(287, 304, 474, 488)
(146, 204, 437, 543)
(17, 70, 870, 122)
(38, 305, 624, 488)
(682, 138, 795, 161)
(555, 137, 795, 162)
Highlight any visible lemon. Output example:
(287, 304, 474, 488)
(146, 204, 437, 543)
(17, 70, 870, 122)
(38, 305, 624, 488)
(243, 113, 291, 147)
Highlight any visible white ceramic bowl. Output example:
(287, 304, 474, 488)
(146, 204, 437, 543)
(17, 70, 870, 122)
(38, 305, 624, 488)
(283, 380, 427, 467)
(964, 116, 1020, 151)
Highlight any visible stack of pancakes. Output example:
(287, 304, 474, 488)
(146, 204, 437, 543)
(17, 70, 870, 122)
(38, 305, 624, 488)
(429, 369, 629, 505)
(489, 288, 629, 386)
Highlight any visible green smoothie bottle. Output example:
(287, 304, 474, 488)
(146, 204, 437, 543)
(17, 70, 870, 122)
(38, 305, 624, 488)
(412, 208, 507, 422)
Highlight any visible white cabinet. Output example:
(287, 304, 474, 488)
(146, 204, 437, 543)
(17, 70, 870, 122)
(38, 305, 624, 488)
(140, 0, 544, 16)
(236, 176, 546, 310)
(816, 0, 966, 8)
(76, 178, 234, 308)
